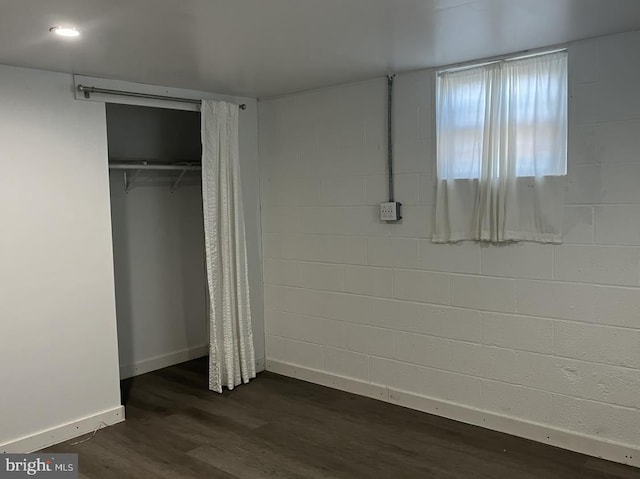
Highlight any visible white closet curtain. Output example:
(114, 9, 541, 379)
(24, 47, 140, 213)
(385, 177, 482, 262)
(201, 100, 255, 392)
(433, 50, 567, 243)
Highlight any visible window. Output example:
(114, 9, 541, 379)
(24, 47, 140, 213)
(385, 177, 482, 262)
(433, 50, 568, 244)
(436, 50, 567, 180)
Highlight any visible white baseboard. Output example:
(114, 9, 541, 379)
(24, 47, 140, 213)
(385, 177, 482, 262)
(0, 406, 125, 454)
(120, 345, 209, 379)
(120, 346, 266, 379)
(267, 360, 640, 469)
(255, 357, 266, 373)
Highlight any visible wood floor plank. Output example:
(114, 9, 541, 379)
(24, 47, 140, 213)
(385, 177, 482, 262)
(41, 358, 639, 478)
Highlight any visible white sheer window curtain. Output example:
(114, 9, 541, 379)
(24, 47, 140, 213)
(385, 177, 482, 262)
(201, 100, 256, 393)
(433, 50, 568, 243)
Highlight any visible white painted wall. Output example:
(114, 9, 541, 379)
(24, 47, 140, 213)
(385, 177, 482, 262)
(236, 98, 266, 366)
(259, 31, 640, 465)
(0, 65, 123, 450)
(110, 176, 209, 378)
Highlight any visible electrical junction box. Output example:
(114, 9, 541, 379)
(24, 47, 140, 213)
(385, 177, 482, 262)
(380, 202, 402, 221)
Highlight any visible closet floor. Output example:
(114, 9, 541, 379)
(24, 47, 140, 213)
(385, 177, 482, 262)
(43, 358, 636, 478)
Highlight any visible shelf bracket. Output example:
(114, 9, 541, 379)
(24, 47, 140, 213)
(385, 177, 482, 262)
(124, 169, 141, 193)
(171, 169, 188, 193)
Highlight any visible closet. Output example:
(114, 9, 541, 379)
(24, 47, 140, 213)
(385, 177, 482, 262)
(106, 103, 208, 380)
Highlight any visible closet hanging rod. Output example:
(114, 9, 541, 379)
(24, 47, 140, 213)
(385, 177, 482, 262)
(109, 163, 201, 171)
(78, 84, 247, 110)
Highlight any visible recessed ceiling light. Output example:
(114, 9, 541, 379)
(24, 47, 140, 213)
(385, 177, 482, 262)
(49, 26, 80, 37)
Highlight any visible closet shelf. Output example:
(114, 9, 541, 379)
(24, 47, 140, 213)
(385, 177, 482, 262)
(109, 160, 201, 193)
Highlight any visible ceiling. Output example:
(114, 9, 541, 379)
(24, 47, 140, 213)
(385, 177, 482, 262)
(1, 0, 640, 98)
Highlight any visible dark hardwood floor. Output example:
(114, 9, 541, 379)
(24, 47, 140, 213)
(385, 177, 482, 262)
(44, 358, 637, 478)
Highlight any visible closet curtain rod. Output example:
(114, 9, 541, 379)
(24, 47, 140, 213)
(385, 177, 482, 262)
(77, 84, 247, 110)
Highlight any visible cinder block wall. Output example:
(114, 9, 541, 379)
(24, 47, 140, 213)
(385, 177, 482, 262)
(258, 32, 640, 456)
